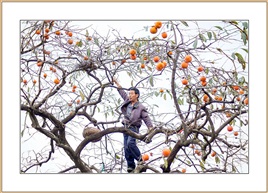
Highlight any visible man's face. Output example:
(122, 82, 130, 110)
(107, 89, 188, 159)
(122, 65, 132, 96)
(129, 90, 138, 102)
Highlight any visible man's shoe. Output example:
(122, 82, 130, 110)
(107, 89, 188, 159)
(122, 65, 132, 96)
(127, 167, 134, 173)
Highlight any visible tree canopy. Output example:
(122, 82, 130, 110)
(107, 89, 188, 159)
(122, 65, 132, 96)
(21, 20, 248, 174)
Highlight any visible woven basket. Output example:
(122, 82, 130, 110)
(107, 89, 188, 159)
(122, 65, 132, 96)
(82, 127, 102, 142)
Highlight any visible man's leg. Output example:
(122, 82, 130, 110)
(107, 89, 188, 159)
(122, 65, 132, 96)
(123, 133, 135, 172)
(127, 127, 142, 162)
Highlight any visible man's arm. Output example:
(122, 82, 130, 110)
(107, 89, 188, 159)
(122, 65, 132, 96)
(113, 77, 122, 88)
(113, 77, 128, 101)
(141, 108, 153, 131)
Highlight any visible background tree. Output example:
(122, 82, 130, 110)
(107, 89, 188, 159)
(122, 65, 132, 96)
(20, 20, 248, 173)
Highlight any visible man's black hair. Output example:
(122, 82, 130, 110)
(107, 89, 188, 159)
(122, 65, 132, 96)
(129, 87, 140, 98)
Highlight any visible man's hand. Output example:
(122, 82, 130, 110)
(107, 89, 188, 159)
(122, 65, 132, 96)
(144, 127, 154, 143)
(112, 77, 118, 84)
(112, 77, 121, 88)
(148, 127, 154, 133)
(144, 136, 152, 144)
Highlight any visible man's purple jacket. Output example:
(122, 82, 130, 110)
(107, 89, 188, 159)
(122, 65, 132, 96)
(118, 89, 153, 129)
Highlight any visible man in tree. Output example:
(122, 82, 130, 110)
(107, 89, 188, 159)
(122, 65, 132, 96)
(113, 78, 154, 173)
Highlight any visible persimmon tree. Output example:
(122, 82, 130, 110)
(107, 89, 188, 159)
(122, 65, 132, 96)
(20, 20, 248, 173)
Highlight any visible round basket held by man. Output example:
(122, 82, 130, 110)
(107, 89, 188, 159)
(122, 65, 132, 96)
(82, 127, 102, 142)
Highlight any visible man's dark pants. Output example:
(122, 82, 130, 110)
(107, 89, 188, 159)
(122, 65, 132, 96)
(123, 126, 141, 170)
